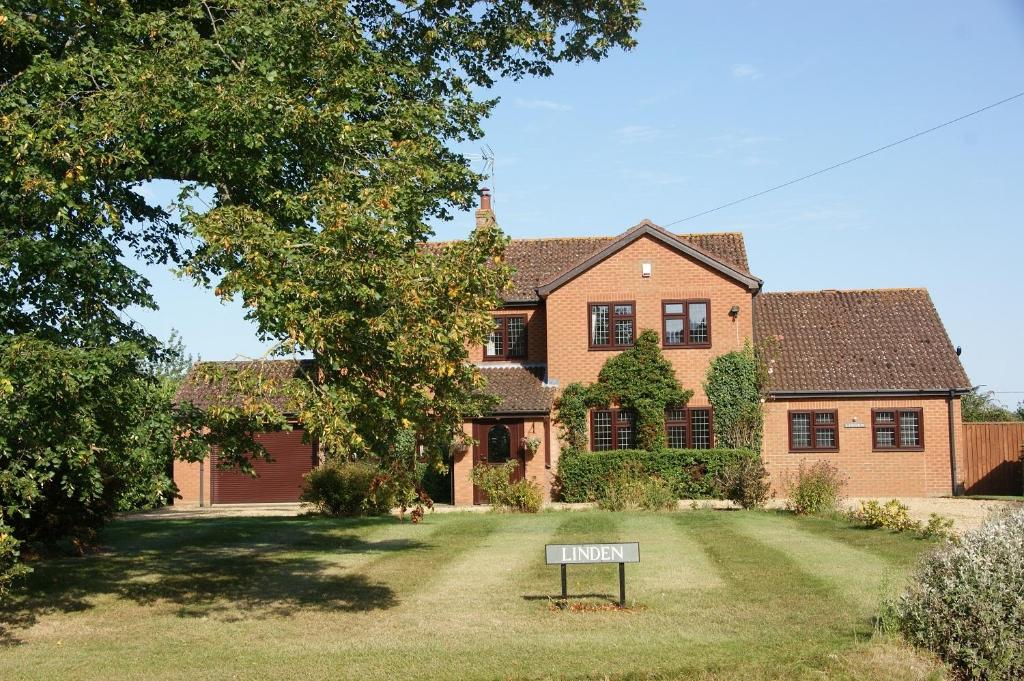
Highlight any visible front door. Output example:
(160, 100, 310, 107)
(472, 419, 525, 505)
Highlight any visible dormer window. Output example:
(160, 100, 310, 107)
(484, 315, 527, 360)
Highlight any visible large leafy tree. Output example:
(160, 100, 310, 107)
(0, 1, 642, 587)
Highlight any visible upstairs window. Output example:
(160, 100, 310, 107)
(873, 409, 923, 450)
(788, 410, 839, 451)
(589, 302, 635, 349)
(665, 406, 714, 449)
(662, 300, 711, 347)
(484, 315, 527, 360)
(591, 409, 637, 451)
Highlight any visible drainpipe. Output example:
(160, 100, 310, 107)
(199, 458, 205, 508)
(947, 389, 960, 496)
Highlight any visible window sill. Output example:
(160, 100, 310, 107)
(588, 345, 634, 351)
(872, 447, 925, 453)
(789, 448, 840, 454)
(663, 343, 712, 350)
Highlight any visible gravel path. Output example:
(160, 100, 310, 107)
(120, 497, 1021, 531)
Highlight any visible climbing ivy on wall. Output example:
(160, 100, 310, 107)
(704, 337, 780, 453)
(553, 330, 693, 452)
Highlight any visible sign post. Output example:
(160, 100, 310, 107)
(545, 542, 640, 607)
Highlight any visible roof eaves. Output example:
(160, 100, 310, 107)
(534, 220, 762, 297)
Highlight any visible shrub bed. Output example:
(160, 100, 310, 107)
(300, 460, 395, 516)
(894, 507, 1024, 679)
(557, 448, 756, 502)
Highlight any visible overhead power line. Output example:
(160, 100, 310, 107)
(662, 89, 1024, 227)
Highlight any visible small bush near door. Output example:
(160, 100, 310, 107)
(301, 461, 395, 516)
(784, 460, 846, 516)
(470, 462, 542, 513)
(893, 507, 1024, 680)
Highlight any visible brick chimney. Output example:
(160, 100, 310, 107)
(475, 187, 494, 229)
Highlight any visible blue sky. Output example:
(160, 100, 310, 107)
(131, 1, 1024, 405)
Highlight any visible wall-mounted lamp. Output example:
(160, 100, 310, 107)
(728, 305, 740, 318)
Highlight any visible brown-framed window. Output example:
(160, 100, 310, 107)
(872, 408, 924, 450)
(788, 410, 839, 451)
(662, 300, 711, 347)
(590, 409, 636, 450)
(484, 315, 527, 360)
(589, 302, 635, 349)
(665, 406, 714, 449)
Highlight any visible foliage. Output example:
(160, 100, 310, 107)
(558, 448, 757, 502)
(553, 382, 599, 454)
(705, 344, 762, 452)
(715, 456, 773, 509)
(300, 460, 394, 517)
(0, 0, 641, 586)
(470, 461, 542, 513)
(961, 389, 1022, 422)
(847, 500, 956, 540)
(524, 435, 542, 455)
(553, 331, 692, 453)
(784, 460, 846, 515)
(849, 499, 918, 532)
(704, 337, 781, 453)
(894, 508, 1024, 679)
(596, 460, 676, 511)
(0, 337, 175, 549)
(920, 513, 957, 540)
(591, 330, 692, 450)
(416, 457, 452, 506)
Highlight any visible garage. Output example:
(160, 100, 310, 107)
(210, 428, 317, 504)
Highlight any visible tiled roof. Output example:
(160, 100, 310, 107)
(427, 226, 751, 303)
(754, 289, 971, 393)
(477, 365, 556, 414)
(175, 359, 556, 415)
(174, 359, 314, 411)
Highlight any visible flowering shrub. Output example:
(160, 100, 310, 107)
(895, 508, 1024, 679)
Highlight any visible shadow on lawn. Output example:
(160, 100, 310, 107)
(1, 517, 425, 644)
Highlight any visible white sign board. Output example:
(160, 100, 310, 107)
(545, 542, 640, 565)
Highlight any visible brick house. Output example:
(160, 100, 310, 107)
(174, 191, 971, 505)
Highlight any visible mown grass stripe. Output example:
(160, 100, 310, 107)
(618, 512, 723, 599)
(732, 511, 901, 611)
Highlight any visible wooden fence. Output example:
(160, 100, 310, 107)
(962, 422, 1024, 496)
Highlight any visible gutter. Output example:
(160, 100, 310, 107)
(769, 388, 973, 399)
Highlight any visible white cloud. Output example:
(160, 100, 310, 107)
(615, 124, 663, 144)
(696, 132, 782, 159)
(731, 63, 761, 80)
(514, 98, 573, 112)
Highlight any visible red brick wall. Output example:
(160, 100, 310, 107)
(173, 456, 211, 505)
(763, 396, 964, 497)
(544, 235, 754, 401)
(469, 305, 547, 364)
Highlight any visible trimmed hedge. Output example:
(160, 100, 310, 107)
(557, 448, 757, 502)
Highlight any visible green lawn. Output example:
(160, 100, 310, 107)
(0, 510, 945, 680)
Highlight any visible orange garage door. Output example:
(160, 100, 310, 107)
(211, 428, 316, 504)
